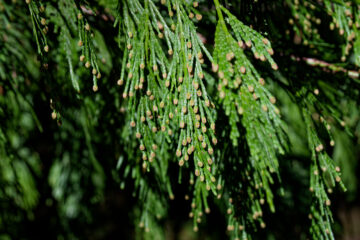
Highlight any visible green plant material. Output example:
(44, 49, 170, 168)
(0, 0, 359, 239)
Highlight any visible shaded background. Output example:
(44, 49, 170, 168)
(1, 0, 360, 239)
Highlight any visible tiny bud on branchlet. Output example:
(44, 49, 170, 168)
(270, 96, 276, 104)
(262, 105, 268, 112)
(226, 52, 235, 61)
(315, 144, 323, 152)
(248, 85, 254, 93)
(199, 175, 204, 182)
(267, 48, 274, 55)
(212, 63, 219, 72)
(240, 66, 246, 74)
(187, 41, 192, 49)
(117, 79, 123, 86)
(130, 121, 136, 127)
(272, 63, 278, 70)
(227, 208, 232, 214)
(157, 21, 164, 31)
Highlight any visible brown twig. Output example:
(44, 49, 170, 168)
(290, 55, 359, 79)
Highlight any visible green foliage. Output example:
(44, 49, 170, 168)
(0, 0, 360, 239)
